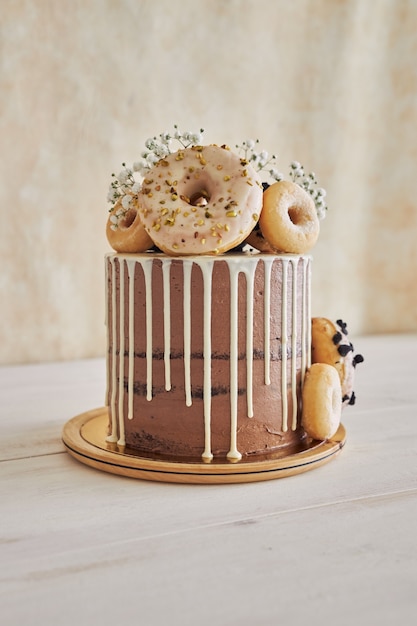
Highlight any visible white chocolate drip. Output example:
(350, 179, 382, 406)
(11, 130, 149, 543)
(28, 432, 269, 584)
(281, 258, 289, 432)
(301, 258, 308, 387)
(198, 260, 214, 461)
(126, 259, 136, 419)
(104, 255, 110, 404)
(244, 264, 255, 418)
(162, 260, 172, 391)
(117, 259, 126, 446)
(304, 260, 311, 367)
(291, 259, 298, 431)
(105, 253, 311, 459)
(227, 262, 241, 461)
(183, 261, 193, 407)
(106, 256, 118, 443)
(263, 258, 274, 386)
(142, 259, 153, 402)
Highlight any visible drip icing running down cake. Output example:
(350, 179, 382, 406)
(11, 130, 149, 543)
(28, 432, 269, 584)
(104, 128, 363, 462)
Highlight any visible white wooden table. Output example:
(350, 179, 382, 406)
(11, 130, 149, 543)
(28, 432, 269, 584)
(1, 335, 416, 626)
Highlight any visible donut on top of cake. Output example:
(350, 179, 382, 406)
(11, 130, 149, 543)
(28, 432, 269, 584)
(137, 144, 263, 255)
(247, 180, 320, 255)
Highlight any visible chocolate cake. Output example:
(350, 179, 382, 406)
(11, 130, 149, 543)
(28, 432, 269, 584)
(105, 252, 311, 460)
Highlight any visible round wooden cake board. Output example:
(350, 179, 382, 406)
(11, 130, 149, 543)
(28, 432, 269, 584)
(62, 408, 346, 484)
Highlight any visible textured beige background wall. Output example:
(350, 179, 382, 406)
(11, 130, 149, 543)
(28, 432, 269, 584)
(1, 0, 416, 365)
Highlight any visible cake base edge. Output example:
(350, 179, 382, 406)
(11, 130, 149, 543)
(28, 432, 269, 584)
(62, 408, 346, 484)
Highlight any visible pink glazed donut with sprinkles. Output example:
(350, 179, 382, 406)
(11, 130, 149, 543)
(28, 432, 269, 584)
(137, 144, 263, 255)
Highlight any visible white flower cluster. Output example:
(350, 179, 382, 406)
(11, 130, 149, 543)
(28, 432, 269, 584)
(107, 164, 140, 230)
(107, 126, 205, 228)
(289, 161, 328, 220)
(236, 140, 328, 219)
(134, 126, 204, 176)
(236, 139, 284, 184)
(108, 199, 133, 231)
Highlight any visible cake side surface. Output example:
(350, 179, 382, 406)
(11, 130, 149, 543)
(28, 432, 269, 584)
(105, 252, 311, 460)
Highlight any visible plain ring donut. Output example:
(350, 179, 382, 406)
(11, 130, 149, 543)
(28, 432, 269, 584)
(137, 145, 263, 255)
(106, 198, 154, 253)
(311, 317, 364, 406)
(302, 363, 342, 440)
(259, 180, 319, 254)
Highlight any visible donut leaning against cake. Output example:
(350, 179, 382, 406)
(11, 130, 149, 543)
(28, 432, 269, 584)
(106, 127, 363, 449)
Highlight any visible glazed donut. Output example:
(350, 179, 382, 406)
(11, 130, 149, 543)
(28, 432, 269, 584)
(106, 197, 153, 253)
(137, 145, 263, 255)
(302, 363, 342, 440)
(259, 180, 320, 254)
(311, 317, 364, 406)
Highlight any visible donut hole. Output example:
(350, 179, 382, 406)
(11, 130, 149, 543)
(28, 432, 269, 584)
(178, 174, 212, 208)
(119, 208, 137, 230)
(189, 189, 210, 207)
(288, 205, 309, 226)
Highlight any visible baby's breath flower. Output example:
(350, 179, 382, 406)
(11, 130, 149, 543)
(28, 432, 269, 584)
(108, 202, 128, 230)
(136, 161, 149, 176)
(117, 169, 129, 184)
(258, 150, 268, 163)
(191, 132, 203, 145)
(153, 144, 169, 158)
(160, 131, 171, 144)
(269, 169, 283, 182)
(107, 187, 119, 203)
(295, 167, 328, 218)
(236, 139, 279, 183)
(121, 194, 132, 210)
(316, 204, 327, 220)
(144, 153, 159, 167)
(145, 138, 158, 150)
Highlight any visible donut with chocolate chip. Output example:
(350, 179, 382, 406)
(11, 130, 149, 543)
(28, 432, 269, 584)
(311, 317, 364, 407)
